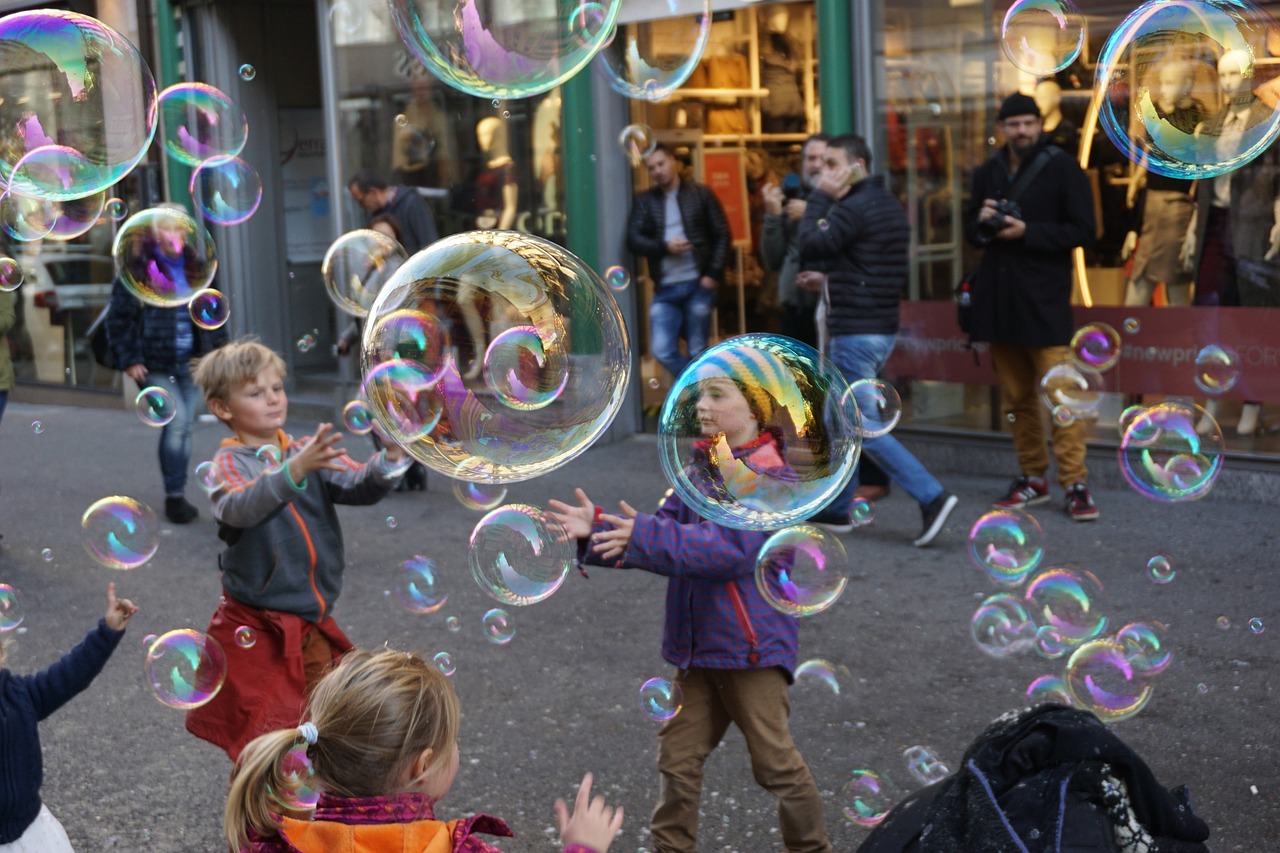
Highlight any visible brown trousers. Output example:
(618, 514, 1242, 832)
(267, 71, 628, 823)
(650, 667, 832, 853)
(989, 342, 1088, 488)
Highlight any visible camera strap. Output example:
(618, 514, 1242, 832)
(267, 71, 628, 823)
(1005, 145, 1059, 205)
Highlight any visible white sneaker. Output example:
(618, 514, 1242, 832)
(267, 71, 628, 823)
(1238, 403, 1260, 436)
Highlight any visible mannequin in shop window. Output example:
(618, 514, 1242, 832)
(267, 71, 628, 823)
(759, 8, 805, 134)
(1034, 79, 1079, 154)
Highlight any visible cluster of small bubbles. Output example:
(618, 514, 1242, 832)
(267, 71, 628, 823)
(0, 257, 22, 292)
(188, 288, 230, 330)
(385, 516, 398, 529)
(1051, 405, 1075, 427)
(322, 230, 409, 318)
(191, 156, 263, 225)
(1064, 639, 1152, 721)
(1034, 625, 1073, 659)
(903, 746, 950, 787)
(341, 400, 374, 435)
(105, 198, 128, 221)
(269, 744, 320, 811)
(30, 421, 44, 434)
(971, 593, 1037, 658)
(846, 378, 901, 438)
(754, 525, 849, 618)
(639, 677, 683, 722)
(81, 496, 160, 570)
(135, 386, 177, 427)
(482, 608, 515, 644)
(144, 629, 227, 709)
(394, 555, 447, 614)
(604, 265, 631, 292)
(842, 769, 894, 827)
(0, 584, 24, 631)
(234, 626, 256, 649)
(433, 651, 455, 676)
(1115, 620, 1172, 677)
(195, 460, 224, 494)
(1039, 363, 1103, 421)
(1025, 674, 1074, 706)
(469, 505, 572, 605)
(659, 335, 860, 531)
(968, 508, 1044, 586)
(1146, 555, 1175, 584)
(157, 83, 248, 167)
(453, 479, 508, 512)
(794, 659, 846, 695)
(113, 207, 218, 307)
(850, 497, 875, 527)
(597, 1, 711, 102)
(482, 325, 570, 412)
(239, 63, 256, 81)
(1192, 344, 1241, 395)
(1123, 317, 1140, 335)
(1024, 565, 1107, 646)
(445, 615, 461, 632)
(1001, 0, 1085, 75)
(1120, 402, 1224, 502)
(1216, 616, 1231, 630)
(296, 332, 318, 353)
(1070, 322, 1121, 372)
(1249, 617, 1265, 634)
(40, 548, 53, 562)
(255, 444, 284, 474)
(618, 124, 656, 165)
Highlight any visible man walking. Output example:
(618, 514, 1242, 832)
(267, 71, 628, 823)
(797, 135, 958, 546)
(627, 143, 731, 380)
(965, 92, 1098, 520)
(347, 170, 439, 254)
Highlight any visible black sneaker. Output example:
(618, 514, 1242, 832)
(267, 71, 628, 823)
(1065, 483, 1099, 522)
(809, 510, 853, 534)
(165, 496, 199, 524)
(913, 491, 958, 547)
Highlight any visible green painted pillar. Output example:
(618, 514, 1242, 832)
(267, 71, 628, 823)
(153, 0, 192, 208)
(817, 0, 854, 135)
(560, 71, 603, 354)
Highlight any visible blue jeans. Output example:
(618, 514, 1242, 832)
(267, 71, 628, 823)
(826, 334, 944, 512)
(649, 278, 716, 379)
(147, 367, 201, 497)
(0, 389, 7, 427)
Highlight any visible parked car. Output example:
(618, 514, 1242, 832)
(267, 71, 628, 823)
(14, 246, 115, 385)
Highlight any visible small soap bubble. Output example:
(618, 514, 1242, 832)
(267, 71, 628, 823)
(142, 633, 158, 650)
(195, 461, 224, 494)
(386, 516, 398, 529)
(144, 629, 227, 709)
(191, 156, 263, 225)
(1123, 317, 1140, 334)
(270, 744, 320, 811)
(817, 218, 830, 231)
(1217, 616, 1230, 630)
(971, 593, 1037, 658)
(639, 676, 683, 722)
(234, 626, 256, 649)
(842, 769, 894, 827)
(1193, 344, 1241, 395)
(322, 229, 409, 318)
(239, 63, 256, 81)
(1146, 555, 1175, 584)
(1115, 621, 1172, 677)
(1034, 625, 1073, 659)
(1026, 674, 1074, 706)
(135, 386, 177, 427)
(0, 584, 24, 631)
(1070, 322, 1121, 372)
(482, 325, 570, 412)
(30, 421, 43, 434)
(157, 82, 247, 168)
(393, 555, 447, 614)
(648, 377, 660, 390)
(445, 615, 461, 632)
(453, 479, 508, 512)
(1051, 405, 1076, 427)
(968, 508, 1044, 586)
(482, 608, 515, 644)
(363, 309, 450, 383)
(81, 496, 160, 570)
(1197, 682, 1209, 694)
(1039, 363, 1103, 421)
(0, 256, 23, 292)
(360, 358, 444, 444)
(604, 265, 631, 292)
(755, 525, 849, 618)
(1064, 639, 1153, 721)
(469, 505, 572, 606)
(1117, 404, 1156, 443)
(903, 746, 950, 786)
(41, 548, 53, 562)
(394, 113, 408, 128)
(794, 659, 846, 695)
(1120, 403, 1223, 502)
(618, 124, 656, 165)
(501, 110, 510, 119)
(341, 400, 374, 435)
(491, 99, 501, 109)
(188, 288, 230, 330)
(850, 497, 875, 527)
(105, 198, 128, 221)
(255, 445, 284, 474)
(846, 378, 901, 438)
(1249, 617, 1265, 634)
(1001, 0, 1084, 75)
(433, 651, 455, 676)
(296, 334, 316, 353)
(1024, 565, 1107, 647)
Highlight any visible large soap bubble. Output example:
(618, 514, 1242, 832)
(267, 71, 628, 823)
(469, 504, 572, 605)
(322, 229, 409, 317)
(157, 82, 247, 167)
(112, 207, 218, 307)
(0, 11, 157, 200)
(1065, 639, 1153, 721)
(1119, 401, 1223, 502)
(1095, 0, 1280, 180)
(595, 0, 711, 102)
(657, 334, 860, 531)
(388, 0, 623, 99)
(361, 231, 629, 484)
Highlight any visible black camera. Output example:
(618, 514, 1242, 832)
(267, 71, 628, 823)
(781, 172, 804, 201)
(975, 199, 1023, 246)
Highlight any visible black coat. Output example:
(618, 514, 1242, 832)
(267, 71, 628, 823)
(626, 179, 731, 285)
(797, 175, 909, 336)
(965, 143, 1095, 346)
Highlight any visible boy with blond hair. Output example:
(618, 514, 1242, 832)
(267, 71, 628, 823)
(186, 338, 410, 760)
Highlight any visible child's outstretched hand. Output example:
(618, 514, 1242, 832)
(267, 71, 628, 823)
(547, 487, 597, 540)
(288, 423, 347, 481)
(555, 772, 623, 853)
(594, 501, 638, 561)
(105, 583, 138, 632)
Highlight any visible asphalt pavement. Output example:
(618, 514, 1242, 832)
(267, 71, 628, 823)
(0, 400, 1276, 852)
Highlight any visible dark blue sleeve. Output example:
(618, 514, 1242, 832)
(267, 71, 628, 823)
(105, 278, 144, 368)
(22, 620, 125, 722)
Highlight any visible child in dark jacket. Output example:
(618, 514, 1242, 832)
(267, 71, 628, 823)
(0, 584, 138, 852)
(186, 339, 410, 760)
(549, 358, 833, 853)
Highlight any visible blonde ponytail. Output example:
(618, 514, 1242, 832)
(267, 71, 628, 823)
(224, 727, 308, 852)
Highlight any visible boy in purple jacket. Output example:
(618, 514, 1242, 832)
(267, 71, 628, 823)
(549, 359, 833, 853)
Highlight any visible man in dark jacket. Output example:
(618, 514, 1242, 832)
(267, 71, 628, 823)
(626, 143, 731, 379)
(797, 134, 957, 546)
(965, 92, 1098, 521)
(347, 170, 439, 254)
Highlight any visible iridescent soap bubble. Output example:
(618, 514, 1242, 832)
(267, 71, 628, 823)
(269, 744, 320, 811)
(234, 626, 256, 649)
(40, 548, 52, 561)
(239, 64, 256, 81)
(482, 608, 514, 644)
(195, 461, 224, 493)
(970, 593, 1037, 658)
(0, 584, 24, 631)
(191, 156, 262, 225)
(846, 378, 902, 438)
(0, 257, 23, 292)
(364, 309, 451, 384)
(1120, 402, 1224, 502)
(80, 496, 160, 570)
(1249, 617, 1265, 634)
(135, 386, 177, 427)
(659, 334, 860, 531)
(1096, 0, 1280, 180)
(9, 145, 98, 207)
(469, 504, 572, 606)
(0, 192, 56, 242)
(452, 479, 508, 512)
(1117, 404, 1158, 443)
(387, 0, 622, 99)
(385, 516, 398, 529)
(445, 615, 460, 632)
(1024, 565, 1107, 646)
(1070, 322, 1121, 372)
(968, 508, 1044, 586)
(144, 629, 227, 709)
(903, 746, 950, 787)
(794, 659, 847, 695)
(619, 123, 657, 165)
(157, 83, 247, 167)
(1051, 405, 1075, 427)
(1025, 674, 1074, 706)
(0, 11, 157, 200)
(1115, 620, 1172, 677)
(105, 198, 128, 221)
(755, 524, 849, 618)
(341, 400, 374, 435)
(1193, 344, 1240, 394)
(850, 497, 875, 527)
(113, 207, 218, 307)
(1001, 0, 1084, 75)
(1034, 625, 1073, 659)
(142, 633, 158, 650)
(31, 421, 43, 434)
(842, 769, 894, 827)
(360, 231, 629, 484)
(639, 676, 683, 722)
(433, 651, 455, 676)
(596, 0, 711, 101)
(45, 192, 106, 241)
(482, 325, 570, 412)
(604, 265, 631, 291)
(361, 359, 443, 444)
(1147, 555, 1175, 584)
(322, 229, 409, 318)
(1064, 639, 1153, 721)
(255, 444, 284, 474)
(1123, 317, 1141, 334)
(1039, 363, 1104, 421)
(1217, 615, 1230, 630)
(188, 288, 230, 330)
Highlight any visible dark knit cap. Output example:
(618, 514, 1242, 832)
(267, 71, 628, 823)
(997, 92, 1041, 120)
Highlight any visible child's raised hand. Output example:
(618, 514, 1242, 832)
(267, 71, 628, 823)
(547, 487, 597, 540)
(555, 772, 624, 853)
(288, 423, 347, 480)
(594, 501, 638, 561)
(104, 583, 138, 632)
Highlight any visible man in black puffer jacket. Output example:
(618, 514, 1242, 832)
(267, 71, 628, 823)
(797, 134, 957, 546)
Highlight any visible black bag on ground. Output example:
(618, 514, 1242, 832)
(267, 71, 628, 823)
(856, 704, 1211, 853)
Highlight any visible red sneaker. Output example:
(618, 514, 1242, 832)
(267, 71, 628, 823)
(992, 476, 1050, 510)
(1065, 483, 1099, 522)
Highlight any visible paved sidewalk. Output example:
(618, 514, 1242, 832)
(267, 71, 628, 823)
(0, 401, 1275, 851)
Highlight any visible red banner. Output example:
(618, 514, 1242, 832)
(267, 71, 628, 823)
(885, 302, 1280, 402)
(703, 149, 751, 248)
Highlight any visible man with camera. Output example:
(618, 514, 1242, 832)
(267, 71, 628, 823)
(762, 133, 829, 344)
(965, 92, 1098, 521)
